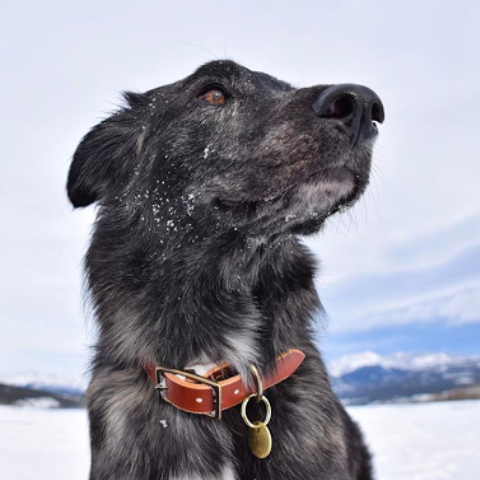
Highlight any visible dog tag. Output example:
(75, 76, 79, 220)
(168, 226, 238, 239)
(247, 421, 272, 459)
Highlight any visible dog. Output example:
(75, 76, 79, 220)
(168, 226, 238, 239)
(67, 60, 384, 480)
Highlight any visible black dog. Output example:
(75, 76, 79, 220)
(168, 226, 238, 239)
(68, 60, 384, 480)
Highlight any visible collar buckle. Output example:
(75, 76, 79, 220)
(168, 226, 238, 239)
(155, 366, 223, 420)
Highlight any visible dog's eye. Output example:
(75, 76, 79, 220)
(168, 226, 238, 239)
(197, 86, 227, 105)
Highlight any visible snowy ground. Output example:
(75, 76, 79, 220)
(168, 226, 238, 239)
(0, 406, 90, 480)
(1, 400, 479, 480)
(348, 401, 480, 480)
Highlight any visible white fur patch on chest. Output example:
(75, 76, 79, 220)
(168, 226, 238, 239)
(224, 329, 259, 378)
(185, 362, 217, 377)
(186, 328, 259, 382)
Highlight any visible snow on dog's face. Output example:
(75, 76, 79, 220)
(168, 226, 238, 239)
(67, 60, 384, 238)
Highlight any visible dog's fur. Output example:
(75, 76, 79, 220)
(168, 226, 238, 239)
(68, 60, 378, 480)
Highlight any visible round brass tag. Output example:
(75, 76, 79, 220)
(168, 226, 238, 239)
(247, 421, 272, 459)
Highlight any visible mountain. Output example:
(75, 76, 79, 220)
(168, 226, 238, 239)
(328, 351, 480, 405)
(3, 352, 480, 408)
(0, 372, 86, 408)
(0, 383, 83, 408)
(0, 372, 87, 396)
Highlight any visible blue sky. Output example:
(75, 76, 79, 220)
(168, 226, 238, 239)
(1, 1, 479, 377)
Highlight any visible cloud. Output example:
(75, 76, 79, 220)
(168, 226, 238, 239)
(318, 243, 480, 333)
(352, 283, 480, 329)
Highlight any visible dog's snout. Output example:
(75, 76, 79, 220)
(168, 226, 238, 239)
(312, 84, 385, 144)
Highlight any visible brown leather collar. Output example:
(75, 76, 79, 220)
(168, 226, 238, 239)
(143, 349, 305, 419)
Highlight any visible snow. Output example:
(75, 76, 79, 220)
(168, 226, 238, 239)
(329, 351, 384, 376)
(0, 406, 89, 480)
(1, 401, 479, 480)
(348, 401, 480, 480)
(328, 351, 480, 377)
(159, 419, 168, 428)
(14, 397, 61, 409)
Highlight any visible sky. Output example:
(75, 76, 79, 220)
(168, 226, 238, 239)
(1, 1, 479, 378)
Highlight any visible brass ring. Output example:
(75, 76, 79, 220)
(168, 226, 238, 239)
(241, 393, 271, 429)
(250, 363, 263, 400)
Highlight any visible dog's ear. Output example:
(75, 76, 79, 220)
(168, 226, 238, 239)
(67, 93, 148, 208)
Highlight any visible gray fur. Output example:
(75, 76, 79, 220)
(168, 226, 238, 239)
(67, 60, 382, 479)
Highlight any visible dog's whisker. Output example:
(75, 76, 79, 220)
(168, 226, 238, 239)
(167, 41, 220, 60)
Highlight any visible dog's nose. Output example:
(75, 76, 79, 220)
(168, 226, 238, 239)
(313, 84, 385, 144)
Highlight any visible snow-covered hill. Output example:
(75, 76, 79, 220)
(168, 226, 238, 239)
(0, 372, 87, 396)
(328, 352, 480, 405)
(328, 351, 480, 377)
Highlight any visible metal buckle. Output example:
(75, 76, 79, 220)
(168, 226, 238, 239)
(155, 366, 223, 420)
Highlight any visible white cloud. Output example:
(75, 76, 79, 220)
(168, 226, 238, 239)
(330, 280, 480, 333)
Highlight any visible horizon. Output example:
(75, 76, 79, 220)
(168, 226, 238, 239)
(3, 349, 479, 388)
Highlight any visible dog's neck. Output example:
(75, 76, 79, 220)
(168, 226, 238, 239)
(89, 222, 319, 379)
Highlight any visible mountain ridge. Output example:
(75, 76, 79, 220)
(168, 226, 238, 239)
(328, 351, 480, 405)
(328, 350, 480, 377)
(2, 352, 480, 407)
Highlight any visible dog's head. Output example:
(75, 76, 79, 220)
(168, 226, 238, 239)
(68, 60, 384, 238)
